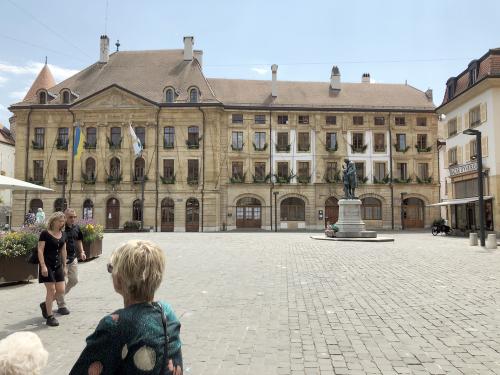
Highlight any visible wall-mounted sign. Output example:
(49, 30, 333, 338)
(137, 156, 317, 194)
(449, 162, 478, 177)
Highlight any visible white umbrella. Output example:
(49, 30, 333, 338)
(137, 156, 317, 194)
(0, 175, 53, 192)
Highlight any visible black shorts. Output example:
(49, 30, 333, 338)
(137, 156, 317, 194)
(39, 264, 65, 283)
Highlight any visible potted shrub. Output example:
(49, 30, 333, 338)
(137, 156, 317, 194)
(77, 219, 104, 260)
(123, 220, 142, 232)
(0, 231, 39, 283)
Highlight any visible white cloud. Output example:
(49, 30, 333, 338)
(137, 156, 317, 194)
(0, 61, 79, 82)
(9, 86, 30, 101)
(251, 67, 268, 75)
(0, 76, 7, 87)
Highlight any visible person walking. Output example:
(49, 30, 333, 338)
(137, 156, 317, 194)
(70, 240, 183, 375)
(56, 208, 86, 315)
(35, 208, 45, 224)
(38, 212, 67, 327)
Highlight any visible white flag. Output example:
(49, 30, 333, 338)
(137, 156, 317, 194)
(129, 123, 143, 157)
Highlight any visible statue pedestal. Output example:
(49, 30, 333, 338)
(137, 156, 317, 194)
(334, 199, 377, 238)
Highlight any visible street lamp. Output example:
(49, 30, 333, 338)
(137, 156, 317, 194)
(463, 128, 485, 246)
(400, 192, 407, 230)
(273, 191, 279, 232)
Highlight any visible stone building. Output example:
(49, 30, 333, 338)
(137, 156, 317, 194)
(9, 35, 439, 231)
(0, 124, 15, 226)
(435, 48, 500, 233)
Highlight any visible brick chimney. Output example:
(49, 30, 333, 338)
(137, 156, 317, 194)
(184, 36, 194, 61)
(99, 35, 109, 63)
(361, 73, 371, 83)
(425, 88, 433, 101)
(271, 64, 278, 97)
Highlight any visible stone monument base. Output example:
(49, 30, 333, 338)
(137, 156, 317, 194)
(334, 199, 377, 238)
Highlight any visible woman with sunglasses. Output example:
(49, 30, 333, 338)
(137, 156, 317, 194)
(70, 240, 182, 375)
(38, 211, 67, 327)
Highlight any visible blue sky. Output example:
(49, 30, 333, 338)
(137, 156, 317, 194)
(0, 0, 499, 127)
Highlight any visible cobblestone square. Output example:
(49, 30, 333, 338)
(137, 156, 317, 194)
(1, 232, 500, 375)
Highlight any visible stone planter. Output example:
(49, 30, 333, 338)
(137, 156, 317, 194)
(0, 255, 38, 283)
(83, 239, 102, 260)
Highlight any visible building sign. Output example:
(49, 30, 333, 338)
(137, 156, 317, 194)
(449, 162, 478, 177)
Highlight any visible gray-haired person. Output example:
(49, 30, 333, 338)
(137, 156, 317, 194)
(56, 208, 86, 314)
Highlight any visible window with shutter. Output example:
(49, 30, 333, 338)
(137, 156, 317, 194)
(457, 115, 463, 131)
(480, 103, 487, 123)
(457, 146, 463, 164)
(465, 143, 470, 162)
(482, 135, 488, 157)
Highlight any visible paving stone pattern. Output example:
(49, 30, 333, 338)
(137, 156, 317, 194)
(1, 232, 500, 374)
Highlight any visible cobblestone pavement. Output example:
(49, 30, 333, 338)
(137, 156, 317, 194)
(1, 232, 500, 375)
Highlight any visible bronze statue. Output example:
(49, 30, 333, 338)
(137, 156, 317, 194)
(342, 158, 358, 199)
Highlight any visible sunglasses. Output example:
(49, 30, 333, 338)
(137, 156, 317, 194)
(107, 263, 113, 274)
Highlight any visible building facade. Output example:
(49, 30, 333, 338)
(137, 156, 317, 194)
(435, 48, 500, 233)
(0, 124, 15, 226)
(9, 36, 439, 231)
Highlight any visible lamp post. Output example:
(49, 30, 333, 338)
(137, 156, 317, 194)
(400, 192, 407, 230)
(463, 128, 485, 246)
(273, 191, 279, 232)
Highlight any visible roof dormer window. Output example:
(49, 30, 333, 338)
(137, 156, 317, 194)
(189, 87, 199, 103)
(62, 90, 70, 104)
(468, 60, 479, 87)
(39, 91, 47, 104)
(165, 88, 175, 103)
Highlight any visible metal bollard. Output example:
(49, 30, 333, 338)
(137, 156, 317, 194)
(486, 234, 497, 249)
(469, 233, 478, 246)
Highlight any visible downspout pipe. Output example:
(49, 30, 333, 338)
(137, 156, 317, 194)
(198, 107, 206, 232)
(24, 109, 33, 218)
(68, 109, 76, 207)
(155, 108, 160, 231)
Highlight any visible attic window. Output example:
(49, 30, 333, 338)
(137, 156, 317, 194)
(165, 88, 175, 103)
(39, 91, 47, 104)
(468, 61, 479, 87)
(62, 91, 70, 104)
(189, 88, 199, 103)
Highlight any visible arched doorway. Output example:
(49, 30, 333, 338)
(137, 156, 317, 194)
(29, 199, 43, 213)
(106, 198, 120, 229)
(54, 198, 67, 212)
(325, 197, 339, 227)
(83, 199, 94, 219)
(161, 198, 175, 232)
(186, 198, 199, 232)
(132, 199, 142, 222)
(361, 197, 382, 220)
(236, 197, 262, 228)
(280, 197, 305, 221)
(403, 197, 424, 228)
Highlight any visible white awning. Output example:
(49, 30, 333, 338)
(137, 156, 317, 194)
(427, 196, 493, 207)
(0, 175, 53, 192)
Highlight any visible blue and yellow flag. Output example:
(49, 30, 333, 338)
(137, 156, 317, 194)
(73, 123, 84, 160)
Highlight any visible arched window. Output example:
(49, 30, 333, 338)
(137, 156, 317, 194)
(29, 199, 43, 213)
(83, 199, 94, 219)
(85, 157, 96, 180)
(62, 91, 70, 104)
(134, 157, 145, 180)
(189, 87, 199, 103)
(54, 198, 67, 212)
(165, 88, 175, 103)
(110, 157, 120, 178)
(280, 197, 305, 221)
(361, 197, 382, 220)
(39, 91, 47, 104)
(132, 199, 142, 221)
